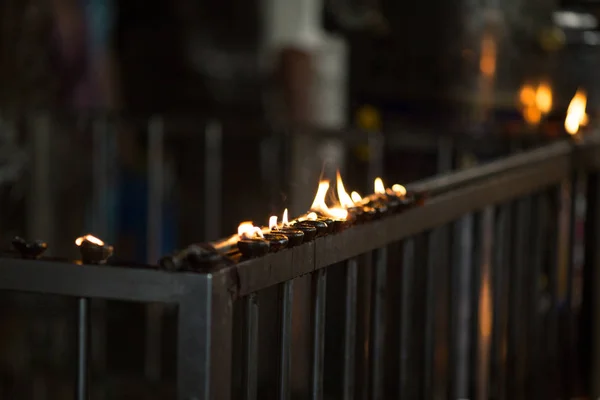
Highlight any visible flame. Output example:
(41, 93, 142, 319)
(282, 209, 289, 226)
(374, 178, 386, 194)
(351, 191, 362, 204)
(535, 82, 553, 114)
(269, 216, 278, 230)
(519, 84, 536, 107)
(307, 212, 318, 220)
(565, 89, 587, 135)
(392, 184, 407, 197)
(75, 234, 104, 247)
(523, 106, 542, 126)
(310, 181, 348, 220)
(237, 221, 264, 239)
(336, 170, 355, 208)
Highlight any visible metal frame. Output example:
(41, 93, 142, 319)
(2, 136, 600, 399)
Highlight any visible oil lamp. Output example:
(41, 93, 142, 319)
(269, 210, 305, 247)
(237, 222, 270, 258)
(12, 236, 48, 259)
(75, 234, 113, 265)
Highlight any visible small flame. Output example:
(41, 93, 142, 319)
(310, 181, 348, 220)
(392, 184, 407, 197)
(237, 221, 264, 239)
(282, 209, 289, 226)
(519, 84, 536, 107)
(535, 82, 553, 114)
(523, 106, 542, 126)
(336, 170, 355, 209)
(565, 89, 587, 135)
(374, 178, 386, 194)
(351, 191, 362, 204)
(307, 212, 318, 220)
(75, 234, 104, 247)
(269, 216, 278, 230)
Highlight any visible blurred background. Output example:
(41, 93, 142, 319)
(0, 0, 598, 397)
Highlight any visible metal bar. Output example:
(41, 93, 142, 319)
(527, 194, 548, 398)
(451, 213, 475, 399)
(311, 269, 327, 400)
(278, 280, 294, 400)
(399, 238, 417, 399)
(0, 258, 185, 302)
(369, 247, 387, 400)
(204, 120, 222, 240)
(585, 172, 600, 398)
(76, 297, 90, 400)
(476, 207, 494, 400)
(491, 203, 512, 399)
(343, 258, 358, 400)
(146, 116, 165, 380)
(408, 140, 571, 195)
(243, 293, 259, 400)
(509, 197, 532, 399)
(177, 274, 213, 400)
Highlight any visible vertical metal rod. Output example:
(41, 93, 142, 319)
(476, 207, 494, 400)
(369, 247, 387, 400)
(76, 298, 90, 400)
(177, 276, 213, 400)
(204, 121, 222, 240)
(311, 269, 327, 400)
(424, 230, 438, 400)
(399, 238, 416, 399)
(452, 213, 474, 399)
(342, 258, 358, 400)
(278, 280, 294, 400)
(491, 203, 512, 399)
(243, 293, 259, 400)
(585, 173, 600, 398)
(145, 116, 164, 380)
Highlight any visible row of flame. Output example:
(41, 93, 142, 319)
(519, 83, 588, 135)
(238, 173, 405, 239)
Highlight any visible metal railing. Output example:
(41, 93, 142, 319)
(0, 135, 598, 399)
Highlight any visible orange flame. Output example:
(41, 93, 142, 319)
(535, 82, 553, 114)
(336, 170, 355, 209)
(374, 178, 386, 194)
(282, 209, 289, 226)
(519, 84, 536, 107)
(565, 89, 588, 135)
(351, 191, 362, 204)
(392, 184, 407, 197)
(310, 181, 348, 220)
(237, 221, 264, 239)
(75, 234, 104, 247)
(269, 216, 278, 230)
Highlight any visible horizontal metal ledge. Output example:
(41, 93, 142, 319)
(407, 140, 573, 195)
(232, 142, 571, 296)
(0, 258, 190, 302)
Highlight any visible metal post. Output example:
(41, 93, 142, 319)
(177, 275, 213, 400)
(399, 238, 416, 399)
(586, 173, 600, 398)
(311, 269, 327, 399)
(451, 213, 475, 399)
(369, 247, 387, 400)
(146, 116, 164, 380)
(76, 298, 90, 400)
(476, 206, 494, 400)
(243, 293, 259, 400)
(204, 120, 222, 241)
(278, 280, 294, 400)
(343, 258, 358, 400)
